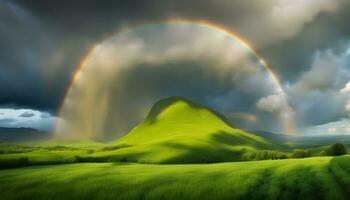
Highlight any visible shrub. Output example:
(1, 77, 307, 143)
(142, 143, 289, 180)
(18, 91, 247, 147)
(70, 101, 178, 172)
(292, 150, 311, 158)
(246, 150, 288, 160)
(325, 143, 347, 156)
(45, 145, 78, 151)
(278, 153, 288, 159)
(73, 155, 107, 163)
(86, 149, 94, 154)
(73, 155, 82, 162)
(319, 150, 327, 156)
(101, 144, 132, 151)
(0, 157, 29, 169)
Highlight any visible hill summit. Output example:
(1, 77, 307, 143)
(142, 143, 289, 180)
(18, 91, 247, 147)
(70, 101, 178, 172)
(145, 96, 230, 125)
(112, 96, 273, 163)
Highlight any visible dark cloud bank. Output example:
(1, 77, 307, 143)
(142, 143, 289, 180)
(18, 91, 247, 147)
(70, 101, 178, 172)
(1, 0, 350, 134)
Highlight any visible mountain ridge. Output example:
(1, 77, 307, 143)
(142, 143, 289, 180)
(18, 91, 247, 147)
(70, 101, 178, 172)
(0, 127, 50, 141)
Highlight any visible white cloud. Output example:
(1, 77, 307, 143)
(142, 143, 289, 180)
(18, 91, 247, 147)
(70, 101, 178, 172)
(285, 46, 350, 129)
(0, 108, 55, 131)
(256, 94, 287, 113)
(293, 51, 339, 92)
(256, 93, 297, 134)
(269, 0, 339, 36)
(341, 82, 350, 94)
(303, 118, 350, 135)
(340, 78, 350, 115)
(242, 0, 345, 46)
(346, 102, 350, 112)
(19, 111, 35, 118)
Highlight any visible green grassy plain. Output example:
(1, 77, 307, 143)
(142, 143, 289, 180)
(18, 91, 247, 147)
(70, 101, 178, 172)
(1, 156, 350, 200)
(1, 97, 349, 199)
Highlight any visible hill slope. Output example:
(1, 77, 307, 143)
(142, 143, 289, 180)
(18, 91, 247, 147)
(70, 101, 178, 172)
(103, 97, 275, 163)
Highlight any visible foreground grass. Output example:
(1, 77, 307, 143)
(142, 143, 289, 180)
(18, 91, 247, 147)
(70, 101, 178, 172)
(1, 156, 350, 200)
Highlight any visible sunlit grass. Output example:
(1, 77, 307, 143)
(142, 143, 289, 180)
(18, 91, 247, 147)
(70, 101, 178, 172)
(0, 156, 349, 200)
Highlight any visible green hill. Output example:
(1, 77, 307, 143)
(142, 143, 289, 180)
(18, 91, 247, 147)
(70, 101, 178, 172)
(102, 96, 275, 163)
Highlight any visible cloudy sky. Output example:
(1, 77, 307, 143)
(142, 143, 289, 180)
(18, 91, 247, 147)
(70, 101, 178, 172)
(0, 0, 350, 138)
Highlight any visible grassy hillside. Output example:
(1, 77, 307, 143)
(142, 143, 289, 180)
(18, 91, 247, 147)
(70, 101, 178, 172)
(1, 156, 350, 200)
(108, 96, 275, 163)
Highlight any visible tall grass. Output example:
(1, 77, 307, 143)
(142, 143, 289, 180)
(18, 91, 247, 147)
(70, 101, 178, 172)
(0, 156, 349, 200)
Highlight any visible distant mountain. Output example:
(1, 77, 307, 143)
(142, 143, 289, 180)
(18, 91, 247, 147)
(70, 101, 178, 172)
(111, 96, 274, 164)
(250, 130, 350, 146)
(249, 130, 294, 143)
(0, 127, 51, 141)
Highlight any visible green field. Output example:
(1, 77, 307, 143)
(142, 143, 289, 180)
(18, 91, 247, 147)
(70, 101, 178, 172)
(1, 156, 350, 200)
(1, 97, 349, 199)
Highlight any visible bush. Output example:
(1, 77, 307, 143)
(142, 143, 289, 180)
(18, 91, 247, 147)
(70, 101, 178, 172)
(278, 153, 288, 159)
(325, 143, 347, 156)
(101, 144, 132, 151)
(319, 150, 327, 156)
(0, 157, 29, 169)
(292, 150, 311, 158)
(73, 155, 107, 163)
(45, 145, 78, 151)
(86, 149, 94, 154)
(73, 155, 82, 162)
(246, 150, 288, 160)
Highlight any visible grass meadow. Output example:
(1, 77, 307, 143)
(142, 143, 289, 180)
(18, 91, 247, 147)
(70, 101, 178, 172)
(1, 156, 350, 200)
(1, 99, 349, 199)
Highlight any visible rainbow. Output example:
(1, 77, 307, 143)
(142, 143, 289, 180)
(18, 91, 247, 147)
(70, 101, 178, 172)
(55, 19, 296, 135)
(168, 19, 285, 93)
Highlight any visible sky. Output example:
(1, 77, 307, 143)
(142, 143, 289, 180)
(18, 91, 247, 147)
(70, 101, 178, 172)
(0, 0, 350, 137)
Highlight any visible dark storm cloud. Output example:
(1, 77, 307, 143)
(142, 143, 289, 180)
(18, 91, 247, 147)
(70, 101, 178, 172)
(261, 4, 350, 80)
(0, 1, 74, 112)
(61, 58, 278, 139)
(55, 21, 287, 139)
(1, 0, 350, 134)
(0, 0, 167, 113)
(116, 60, 262, 112)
